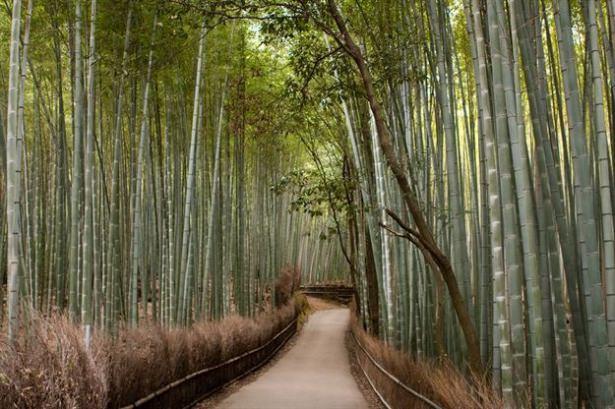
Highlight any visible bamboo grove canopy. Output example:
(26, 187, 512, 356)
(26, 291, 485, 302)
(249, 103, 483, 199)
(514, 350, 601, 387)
(2, 0, 615, 407)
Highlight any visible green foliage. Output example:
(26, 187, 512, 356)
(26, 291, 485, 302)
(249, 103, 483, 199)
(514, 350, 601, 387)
(273, 167, 351, 217)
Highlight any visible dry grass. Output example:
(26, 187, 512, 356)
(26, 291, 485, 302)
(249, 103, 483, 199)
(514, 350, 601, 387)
(274, 265, 301, 307)
(0, 312, 107, 409)
(294, 293, 312, 327)
(350, 308, 502, 409)
(0, 303, 297, 409)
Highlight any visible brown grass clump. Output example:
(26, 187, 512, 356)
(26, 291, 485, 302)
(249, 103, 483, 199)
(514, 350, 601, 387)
(275, 265, 301, 307)
(0, 303, 296, 409)
(294, 293, 312, 327)
(104, 325, 174, 406)
(106, 302, 296, 407)
(0, 312, 107, 409)
(350, 308, 502, 409)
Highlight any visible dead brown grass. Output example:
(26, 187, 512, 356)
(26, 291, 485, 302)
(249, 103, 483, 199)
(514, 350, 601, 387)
(293, 293, 312, 328)
(350, 307, 502, 409)
(0, 303, 297, 409)
(274, 265, 301, 307)
(0, 312, 107, 409)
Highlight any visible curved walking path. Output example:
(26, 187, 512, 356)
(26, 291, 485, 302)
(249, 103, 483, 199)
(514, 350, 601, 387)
(216, 308, 369, 409)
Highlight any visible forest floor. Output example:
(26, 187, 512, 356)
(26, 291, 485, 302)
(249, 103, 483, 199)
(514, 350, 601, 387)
(198, 305, 371, 409)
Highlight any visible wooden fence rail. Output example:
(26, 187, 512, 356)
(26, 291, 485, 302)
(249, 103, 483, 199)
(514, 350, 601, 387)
(118, 316, 297, 409)
(300, 285, 355, 303)
(351, 331, 442, 409)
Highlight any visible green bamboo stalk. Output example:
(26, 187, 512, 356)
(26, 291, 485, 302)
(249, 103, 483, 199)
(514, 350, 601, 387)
(178, 19, 206, 325)
(68, 0, 84, 321)
(129, 15, 157, 327)
(554, 0, 612, 403)
(82, 0, 97, 345)
(6, 0, 23, 341)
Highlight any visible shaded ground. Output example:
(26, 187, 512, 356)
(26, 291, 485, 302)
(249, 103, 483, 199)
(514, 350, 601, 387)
(213, 308, 369, 409)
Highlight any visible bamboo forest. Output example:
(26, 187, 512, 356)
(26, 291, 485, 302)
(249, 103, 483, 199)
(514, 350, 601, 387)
(1, 0, 615, 408)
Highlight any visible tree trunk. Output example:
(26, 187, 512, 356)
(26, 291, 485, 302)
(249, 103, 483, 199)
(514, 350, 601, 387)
(325, 0, 482, 375)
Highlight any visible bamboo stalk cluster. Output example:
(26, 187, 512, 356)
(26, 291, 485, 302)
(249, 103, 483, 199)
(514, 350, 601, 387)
(0, 1, 345, 341)
(325, 0, 615, 407)
(3, 0, 615, 407)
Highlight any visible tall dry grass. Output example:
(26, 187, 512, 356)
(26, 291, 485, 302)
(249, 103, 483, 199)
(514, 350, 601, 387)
(350, 305, 502, 409)
(0, 303, 296, 409)
(274, 265, 301, 307)
(0, 313, 107, 408)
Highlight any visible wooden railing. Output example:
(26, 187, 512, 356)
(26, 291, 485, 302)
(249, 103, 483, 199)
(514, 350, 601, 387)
(118, 316, 297, 409)
(300, 284, 355, 303)
(350, 331, 442, 409)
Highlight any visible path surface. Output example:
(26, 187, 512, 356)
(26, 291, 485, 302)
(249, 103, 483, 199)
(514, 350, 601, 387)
(216, 308, 369, 409)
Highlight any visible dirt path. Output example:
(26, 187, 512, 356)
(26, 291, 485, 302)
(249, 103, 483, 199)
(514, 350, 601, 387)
(215, 308, 369, 409)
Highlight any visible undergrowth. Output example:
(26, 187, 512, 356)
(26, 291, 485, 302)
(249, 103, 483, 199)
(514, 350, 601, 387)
(350, 303, 502, 409)
(274, 265, 301, 307)
(294, 293, 312, 327)
(0, 303, 296, 409)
